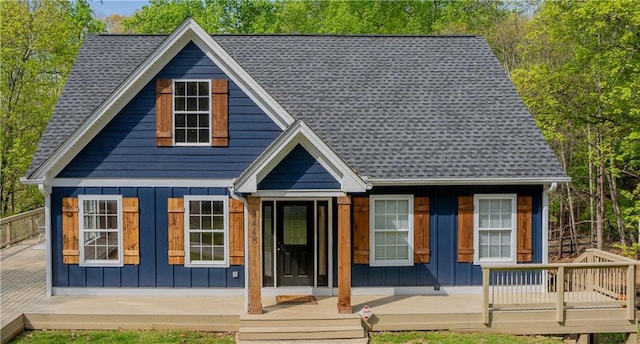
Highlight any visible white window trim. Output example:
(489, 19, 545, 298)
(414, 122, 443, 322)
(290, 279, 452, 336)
(172, 79, 212, 146)
(78, 194, 124, 267)
(183, 195, 229, 268)
(473, 194, 517, 265)
(369, 194, 414, 267)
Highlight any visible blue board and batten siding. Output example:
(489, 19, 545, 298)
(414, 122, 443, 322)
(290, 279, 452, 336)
(57, 42, 281, 179)
(51, 186, 244, 288)
(258, 144, 340, 190)
(332, 185, 544, 288)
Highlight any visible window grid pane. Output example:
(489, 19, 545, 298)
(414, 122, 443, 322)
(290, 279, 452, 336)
(174, 81, 210, 144)
(188, 199, 225, 263)
(373, 198, 410, 263)
(477, 196, 514, 261)
(82, 199, 119, 262)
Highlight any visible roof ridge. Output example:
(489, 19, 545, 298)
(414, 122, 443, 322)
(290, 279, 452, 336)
(94, 33, 479, 38)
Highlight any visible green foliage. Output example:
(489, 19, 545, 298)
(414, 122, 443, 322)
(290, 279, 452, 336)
(613, 243, 640, 259)
(512, 0, 640, 246)
(12, 330, 235, 344)
(0, 0, 104, 216)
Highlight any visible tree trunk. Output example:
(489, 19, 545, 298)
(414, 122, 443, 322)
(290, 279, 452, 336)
(596, 131, 605, 250)
(559, 145, 579, 254)
(587, 125, 596, 246)
(607, 169, 628, 246)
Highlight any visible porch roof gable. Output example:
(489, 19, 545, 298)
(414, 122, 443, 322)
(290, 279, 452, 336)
(234, 120, 368, 193)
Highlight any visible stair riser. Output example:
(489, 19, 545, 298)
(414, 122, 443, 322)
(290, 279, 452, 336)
(239, 318, 359, 327)
(238, 329, 365, 341)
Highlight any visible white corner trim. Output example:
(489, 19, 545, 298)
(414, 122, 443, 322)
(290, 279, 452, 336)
(52, 287, 245, 296)
(542, 184, 550, 265)
(38, 183, 53, 297)
(52, 178, 234, 188)
(234, 120, 367, 193)
(366, 177, 572, 186)
(28, 18, 294, 181)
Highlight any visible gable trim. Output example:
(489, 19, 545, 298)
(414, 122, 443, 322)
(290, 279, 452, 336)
(234, 121, 368, 193)
(27, 18, 294, 181)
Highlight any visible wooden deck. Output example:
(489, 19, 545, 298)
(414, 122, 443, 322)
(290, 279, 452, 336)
(0, 238, 46, 343)
(1, 241, 637, 343)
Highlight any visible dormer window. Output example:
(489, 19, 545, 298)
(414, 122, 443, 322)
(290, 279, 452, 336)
(174, 81, 211, 145)
(156, 79, 228, 147)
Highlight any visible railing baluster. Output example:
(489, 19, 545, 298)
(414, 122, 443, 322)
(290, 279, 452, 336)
(556, 266, 564, 322)
(627, 265, 635, 320)
(483, 267, 490, 324)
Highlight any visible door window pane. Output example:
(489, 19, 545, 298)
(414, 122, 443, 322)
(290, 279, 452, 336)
(283, 205, 307, 245)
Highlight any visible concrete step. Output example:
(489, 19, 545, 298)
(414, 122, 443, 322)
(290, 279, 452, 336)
(238, 325, 365, 341)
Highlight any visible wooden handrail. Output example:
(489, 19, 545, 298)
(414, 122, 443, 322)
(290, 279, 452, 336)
(484, 262, 638, 269)
(482, 251, 637, 325)
(583, 248, 639, 264)
(0, 208, 44, 248)
(0, 208, 44, 225)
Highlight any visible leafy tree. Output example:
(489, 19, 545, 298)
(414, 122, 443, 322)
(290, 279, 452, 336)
(0, 0, 104, 216)
(513, 0, 640, 249)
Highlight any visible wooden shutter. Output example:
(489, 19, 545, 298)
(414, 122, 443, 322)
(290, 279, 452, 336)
(414, 197, 430, 263)
(62, 197, 80, 264)
(229, 198, 244, 265)
(352, 197, 369, 264)
(211, 79, 229, 147)
(457, 196, 474, 262)
(167, 198, 185, 265)
(122, 198, 140, 265)
(517, 196, 533, 262)
(156, 79, 173, 147)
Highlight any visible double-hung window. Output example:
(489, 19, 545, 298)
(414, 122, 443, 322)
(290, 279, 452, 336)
(184, 196, 228, 267)
(79, 195, 123, 266)
(370, 195, 414, 266)
(173, 80, 210, 145)
(474, 194, 516, 264)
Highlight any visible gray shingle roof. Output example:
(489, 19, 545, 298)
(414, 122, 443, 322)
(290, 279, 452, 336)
(27, 34, 567, 180)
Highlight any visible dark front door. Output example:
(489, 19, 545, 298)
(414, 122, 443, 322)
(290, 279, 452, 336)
(276, 201, 314, 286)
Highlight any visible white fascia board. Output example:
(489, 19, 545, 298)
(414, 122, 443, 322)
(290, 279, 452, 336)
(253, 190, 346, 198)
(366, 177, 571, 186)
(52, 178, 234, 188)
(28, 18, 294, 181)
(234, 121, 367, 193)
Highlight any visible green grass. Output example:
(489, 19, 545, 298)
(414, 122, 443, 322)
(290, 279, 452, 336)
(11, 329, 634, 343)
(11, 330, 235, 344)
(369, 331, 566, 344)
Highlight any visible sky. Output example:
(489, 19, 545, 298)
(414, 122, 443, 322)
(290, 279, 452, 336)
(89, 0, 150, 17)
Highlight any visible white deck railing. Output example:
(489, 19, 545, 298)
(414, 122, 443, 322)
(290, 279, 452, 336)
(482, 249, 637, 324)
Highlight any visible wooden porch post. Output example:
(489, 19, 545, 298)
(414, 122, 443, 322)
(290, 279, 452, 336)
(337, 196, 352, 314)
(247, 196, 262, 314)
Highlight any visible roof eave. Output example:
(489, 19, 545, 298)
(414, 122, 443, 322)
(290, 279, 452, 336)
(365, 176, 571, 186)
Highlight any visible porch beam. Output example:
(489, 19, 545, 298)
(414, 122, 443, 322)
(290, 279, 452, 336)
(337, 196, 352, 314)
(247, 196, 262, 314)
